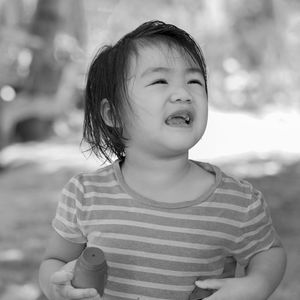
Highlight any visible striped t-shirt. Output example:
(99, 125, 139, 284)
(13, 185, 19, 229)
(52, 160, 281, 300)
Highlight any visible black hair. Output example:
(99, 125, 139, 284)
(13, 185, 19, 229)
(83, 20, 207, 162)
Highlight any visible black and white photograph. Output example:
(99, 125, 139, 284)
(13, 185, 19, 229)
(0, 1, 299, 299)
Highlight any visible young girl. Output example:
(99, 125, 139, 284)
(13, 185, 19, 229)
(39, 20, 286, 300)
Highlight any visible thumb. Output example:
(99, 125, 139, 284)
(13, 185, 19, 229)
(51, 270, 73, 285)
(51, 260, 77, 285)
(195, 278, 226, 290)
(60, 259, 77, 273)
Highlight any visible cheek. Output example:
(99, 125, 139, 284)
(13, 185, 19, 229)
(131, 102, 159, 122)
(195, 103, 208, 128)
(199, 96, 208, 113)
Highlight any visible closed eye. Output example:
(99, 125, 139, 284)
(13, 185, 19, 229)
(188, 80, 203, 86)
(150, 79, 168, 85)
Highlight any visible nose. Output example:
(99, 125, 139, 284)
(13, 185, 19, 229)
(170, 86, 192, 103)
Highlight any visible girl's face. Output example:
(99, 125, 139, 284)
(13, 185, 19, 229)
(122, 43, 208, 158)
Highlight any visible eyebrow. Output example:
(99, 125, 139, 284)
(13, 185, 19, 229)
(141, 67, 203, 77)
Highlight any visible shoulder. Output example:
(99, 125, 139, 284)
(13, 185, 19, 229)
(218, 169, 254, 195)
(203, 162, 261, 209)
(68, 163, 115, 186)
(208, 165, 272, 225)
(195, 161, 254, 193)
(62, 163, 116, 196)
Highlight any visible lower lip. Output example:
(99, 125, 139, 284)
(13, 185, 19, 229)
(165, 122, 193, 128)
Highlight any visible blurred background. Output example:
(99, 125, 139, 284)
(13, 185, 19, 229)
(0, 0, 299, 299)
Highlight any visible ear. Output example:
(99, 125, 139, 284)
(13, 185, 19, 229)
(100, 98, 115, 127)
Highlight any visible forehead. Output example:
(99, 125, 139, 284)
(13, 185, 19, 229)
(128, 43, 199, 77)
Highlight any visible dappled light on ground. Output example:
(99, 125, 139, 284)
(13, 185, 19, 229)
(0, 249, 25, 262)
(0, 138, 99, 173)
(1, 284, 40, 300)
(190, 108, 300, 166)
(2, 108, 300, 176)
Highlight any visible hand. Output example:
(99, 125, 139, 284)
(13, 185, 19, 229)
(50, 260, 101, 300)
(195, 277, 265, 300)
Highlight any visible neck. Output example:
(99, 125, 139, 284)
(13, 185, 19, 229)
(121, 151, 191, 188)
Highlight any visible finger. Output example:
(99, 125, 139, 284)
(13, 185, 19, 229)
(195, 279, 226, 290)
(51, 271, 73, 285)
(63, 286, 98, 299)
(61, 259, 77, 273)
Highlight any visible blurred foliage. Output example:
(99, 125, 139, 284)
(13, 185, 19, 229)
(0, 0, 86, 145)
(89, 0, 300, 112)
(0, 0, 86, 94)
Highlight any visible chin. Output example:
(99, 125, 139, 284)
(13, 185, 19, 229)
(163, 137, 200, 154)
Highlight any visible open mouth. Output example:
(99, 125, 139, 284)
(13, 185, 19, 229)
(165, 110, 193, 127)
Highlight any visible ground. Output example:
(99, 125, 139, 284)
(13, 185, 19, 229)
(0, 136, 299, 300)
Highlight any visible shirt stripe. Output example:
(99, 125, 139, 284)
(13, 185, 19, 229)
(81, 219, 238, 241)
(108, 262, 222, 277)
(73, 204, 260, 227)
(90, 232, 220, 250)
(92, 245, 223, 264)
(109, 276, 194, 292)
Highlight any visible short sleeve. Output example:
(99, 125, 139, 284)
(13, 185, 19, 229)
(232, 188, 282, 266)
(52, 175, 87, 244)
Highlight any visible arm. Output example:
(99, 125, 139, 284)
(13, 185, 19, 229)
(245, 246, 287, 299)
(39, 230, 98, 300)
(196, 246, 287, 300)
